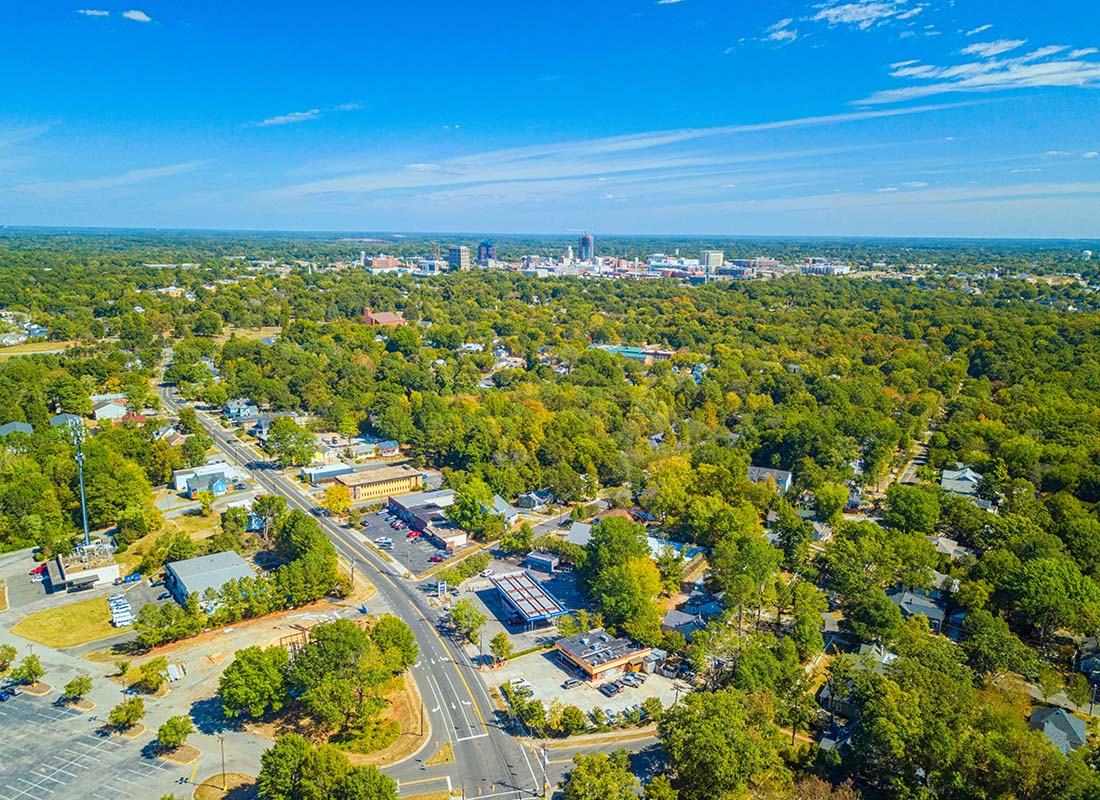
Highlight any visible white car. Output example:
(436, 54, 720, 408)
(480, 569, 494, 578)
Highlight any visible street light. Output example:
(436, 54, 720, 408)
(66, 419, 91, 549)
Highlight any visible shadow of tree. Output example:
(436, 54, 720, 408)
(190, 695, 239, 735)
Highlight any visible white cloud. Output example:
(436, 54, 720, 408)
(764, 18, 798, 44)
(1085, 152, 1100, 159)
(960, 39, 1027, 58)
(965, 24, 993, 36)
(656, 0, 684, 4)
(121, 9, 152, 22)
(335, 102, 364, 112)
(1009, 168, 1043, 173)
(76, 9, 109, 16)
(891, 59, 919, 68)
(862, 44, 1100, 104)
(1042, 150, 1074, 157)
(1070, 48, 1099, 58)
(903, 180, 929, 187)
(404, 163, 442, 172)
(945, 136, 956, 141)
(811, 1, 922, 31)
(15, 161, 208, 194)
(248, 109, 322, 127)
(876, 186, 899, 192)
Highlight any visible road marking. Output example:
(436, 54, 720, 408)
(454, 732, 490, 742)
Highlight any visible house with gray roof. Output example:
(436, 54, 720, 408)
(0, 421, 32, 437)
(748, 465, 793, 493)
(941, 463, 982, 497)
(165, 550, 254, 606)
(49, 413, 82, 428)
(1029, 707, 1087, 755)
(886, 588, 947, 632)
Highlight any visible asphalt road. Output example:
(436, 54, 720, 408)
(159, 385, 542, 799)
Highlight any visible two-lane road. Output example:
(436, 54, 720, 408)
(159, 384, 542, 798)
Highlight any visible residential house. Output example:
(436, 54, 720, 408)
(486, 495, 522, 526)
(223, 398, 259, 424)
(1029, 707, 1087, 755)
(662, 609, 704, 641)
(886, 588, 946, 632)
(187, 472, 228, 499)
(562, 521, 592, 547)
(812, 521, 834, 543)
(941, 463, 982, 497)
(363, 308, 406, 326)
(928, 535, 976, 560)
(153, 424, 185, 446)
(49, 413, 83, 428)
(748, 465, 794, 493)
(378, 440, 400, 457)
(172, 462, 234, 492)
(92, 399, 129, 421)
(516, 489, 553, 511)
(0, 421, 33, 437)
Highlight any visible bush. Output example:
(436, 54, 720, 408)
(108, 697, 145, 730)
(157, 715, 195, 751)
(63, 675, 93, 702)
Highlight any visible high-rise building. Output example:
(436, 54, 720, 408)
(447, 245, 471, 271)
(578, 233, 594, 261)
(700, 250, 724, 270)
(564, 244, 574, 262)
(477, 241, 496, 262)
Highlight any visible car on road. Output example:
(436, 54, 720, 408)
(450, 587, 461, 597)
(234, 482, 247, 490)
(562, 678, 582, 689)
(428, 555, 446, 563)
(480, 569, 494, 577)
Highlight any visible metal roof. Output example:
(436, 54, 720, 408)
(166, 550, 254, 599)
(490, 570, 568, 622)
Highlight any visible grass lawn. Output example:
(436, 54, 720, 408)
(0, 582, 8, 612)
(115, 511, 218, 572)
(192, 772, 256, 800)
(11, 596, 117, 648)
(424, 741, 454, 766)
(0, 340, 77, 358)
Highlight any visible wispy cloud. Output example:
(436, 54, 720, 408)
(335, 102, 364, 111)
(656, 0, 684, 5)
(902, 180, 929, 187)
(764, 18, 798, 44)
(121, 9, 152, 22)
(811, 0, 923, 31)
(861, 43, 1100, 104)
(876, 186, 899, 192)
(76, 9, 109, 17)
(267, 103, 971, 201)
(965, 24, 993, 36)
(1085, 152, 1099, 159)
(1070, 48, 1099, 58)
(249, 109, 322, 127)
(13, 161, 208, 194)
(960, 39, 1027, 58)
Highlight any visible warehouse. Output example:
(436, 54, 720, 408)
(490, 570, 569, 628)
(165, 550, 254, 605)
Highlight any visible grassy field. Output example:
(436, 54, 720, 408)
(0, 582, 8, 613)
(0, 340, 77, 359)
(11, 596, 117, 648)
(192, 772, 256, 800)
(213, 326, 281, 345)
(115, 510, 218, 572)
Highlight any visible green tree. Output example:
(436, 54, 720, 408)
(0, 643, 17, 673)
(194, 488, 215, 516)
(177, 406, 199, 434)
(844, 587, 905, 644)
(500, 522, 534, 554)
(10, 654, 44, 687)
(266, 416, 316, 467)
(182, 430, 214, 468)
(815, 481, 849, 522)
(62, 674, 93, 703)
(371, 615, 418, 672)
(563, 751, 638, 800)
(450, 598, 487, 644)
(156, 715, 195, 751)
(257, 732, 311, 800)
(884, 485, 941, 535)
(219, 645, 290, 719)
(644, 775, 679, 800)
(108, 696, 145, 730)
(490, 631, 513, 663)
(334, 766, 398, 800)
(136, 656, 169, 693)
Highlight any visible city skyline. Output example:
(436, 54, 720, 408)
(1, 1, 1099, 236)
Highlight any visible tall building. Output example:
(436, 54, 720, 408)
(578, 233, 594, 261)
(564, 244, 574, 262)
(447, 245, 470, 271)
(700, 250, 724, 270)
(477, 241, 496, 262)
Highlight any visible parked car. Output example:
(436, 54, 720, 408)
(157, 592, 172, 601)
(562, 678, 582, 689)
(428, 555, 446, 563)
(28, 564, 47, 576)
(376, 509, 388, 516)
(30, 574, 44, 583)
(599, 683, 619, 698)
(0, 689, 12, 701)
(480, 569, 494, 577)
(450, 587, 460, 597)
(406, 530, 420, 539)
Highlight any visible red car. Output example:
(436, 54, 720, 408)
(28, 564, 47, 576)
(428, 555, 446, 563)
(406, 530, 420, 539)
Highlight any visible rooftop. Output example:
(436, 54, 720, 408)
(167, 550, 254, 598)
(336, 465, 417, 486)
(490, 570, 569, 622)
(557, 628, 649, 668)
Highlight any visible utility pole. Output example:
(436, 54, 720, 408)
(540, 745, 549, 800)
(219, 734, 226, 790)
(67, 419, 91, 548)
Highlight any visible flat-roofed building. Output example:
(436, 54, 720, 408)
(555, 628, 652, 683)
(165, 550, 254, 604)
(490, 570, 569, 627)
(335, 465, 425, 501)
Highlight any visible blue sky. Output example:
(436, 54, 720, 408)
(1, 1, 1099, 237)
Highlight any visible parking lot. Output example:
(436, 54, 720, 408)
(0, 693, 183, 800)
(487, 649, 685, 717)
(358, 511, 459, 576)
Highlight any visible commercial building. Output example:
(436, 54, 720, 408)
(388, 489, 467, 550)
(699, 250, 725, 270)
(490, 571, 569, 627)
(555, 628, 652, 683)
(334, 465, 425, 501)
(477, 241, 496, 262)
(363, 307, 406, 326)
(448, 246, 471, 271)
(525, 551, 560, 573)
(165, 550, 255, 604)
(48, 548, 120, 591)
(578, 233, 594, 261)
(300, 462, 355, 486)
(173, 462, 236, 492)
